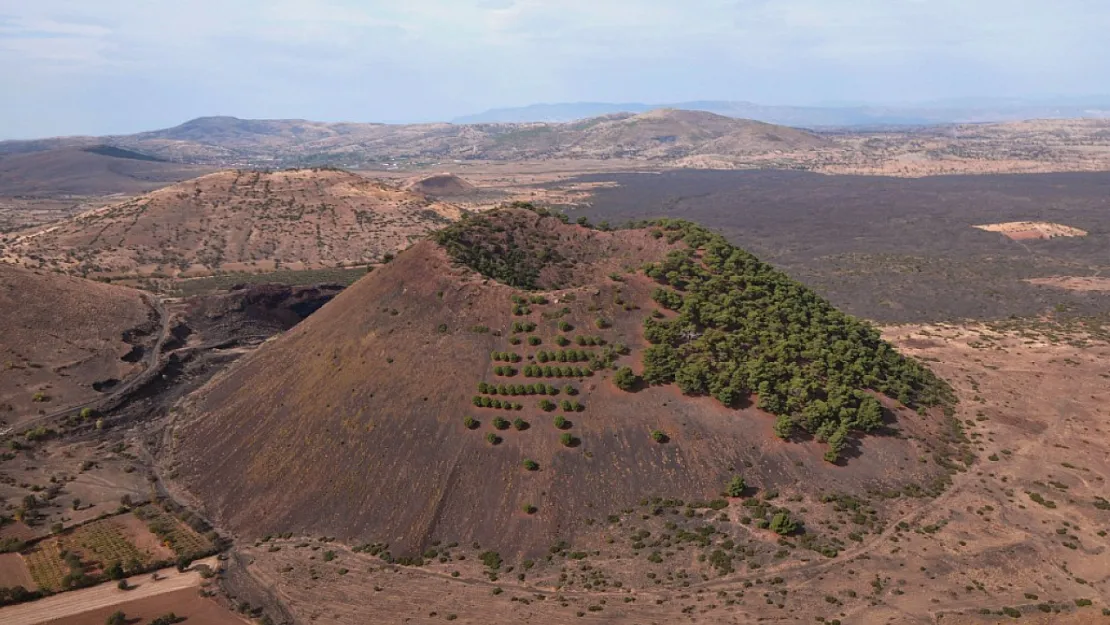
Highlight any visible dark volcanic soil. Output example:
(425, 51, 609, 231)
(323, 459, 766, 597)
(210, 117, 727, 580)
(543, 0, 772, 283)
(103, 283, 344, 429)
(569, 170, 1110, 323)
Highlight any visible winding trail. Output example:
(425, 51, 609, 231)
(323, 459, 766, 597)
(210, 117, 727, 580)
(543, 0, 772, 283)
(1, 293, 173, 436)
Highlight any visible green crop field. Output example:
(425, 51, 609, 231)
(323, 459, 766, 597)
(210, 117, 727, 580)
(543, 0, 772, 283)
(23, 540, 68, 592)
(72, 519, 148, 568)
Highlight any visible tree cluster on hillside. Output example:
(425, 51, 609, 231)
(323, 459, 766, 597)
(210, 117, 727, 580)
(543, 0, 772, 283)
(638, 219, 955, 460)
(433, 211, 566, 290)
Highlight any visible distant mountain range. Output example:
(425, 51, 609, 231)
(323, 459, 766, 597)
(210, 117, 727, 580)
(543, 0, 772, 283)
(452, 98, 1110, 127)
(0, 109, 831, 168)
(2, 107, 1109, 180)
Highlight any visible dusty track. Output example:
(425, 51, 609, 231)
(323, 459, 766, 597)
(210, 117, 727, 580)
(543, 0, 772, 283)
(1, 293, 172, 436)
(0, 557, 218, 625)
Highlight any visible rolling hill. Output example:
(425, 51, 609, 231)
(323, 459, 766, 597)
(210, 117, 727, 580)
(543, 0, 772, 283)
(452, 98, 1110, 125)
(0, 146, 212, 196)
(0, 110, 831, 168)
(404, 173, 478, 197)
(167, 207, 958, 558)
(0, 168, 462, 278)
(0, 263, 160, 429)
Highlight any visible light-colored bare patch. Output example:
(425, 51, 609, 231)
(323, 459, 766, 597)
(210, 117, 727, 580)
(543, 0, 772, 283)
(973, 221, 1088, 240)
(0, 557, 220, 625)
(113, 513, 177, 561)
(1027, 276, 1110, 292)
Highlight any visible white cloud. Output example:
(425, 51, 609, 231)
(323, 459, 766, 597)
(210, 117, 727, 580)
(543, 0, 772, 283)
(0, 0, 1107, 136)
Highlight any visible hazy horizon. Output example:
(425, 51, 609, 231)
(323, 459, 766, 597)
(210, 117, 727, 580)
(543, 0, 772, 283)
(2, 0, 1108, 139)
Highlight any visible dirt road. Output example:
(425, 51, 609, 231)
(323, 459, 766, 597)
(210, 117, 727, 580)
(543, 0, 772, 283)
(0, 557, 218, 625)
(0, 293, 172, 436)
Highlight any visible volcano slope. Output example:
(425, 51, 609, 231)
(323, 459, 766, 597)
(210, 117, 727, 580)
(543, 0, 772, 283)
(0, 264, 160, 429)
(169, 208, 960, 561)
(0, 168, 460, 279)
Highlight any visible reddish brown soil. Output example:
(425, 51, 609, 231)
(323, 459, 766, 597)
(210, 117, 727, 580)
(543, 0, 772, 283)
(223, 322, 1110, 624)
(168, 213, 953, 558)
(0, 552, 34, 588)
(0, 169, 461, 278)
(114, 514, 176, 561)
(0, 264, 158, 428)
(37, 589, 249, 625)
(0, 522, 37, 542)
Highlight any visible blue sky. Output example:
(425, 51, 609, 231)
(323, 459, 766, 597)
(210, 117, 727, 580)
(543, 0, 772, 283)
(0, 0, 1107, 138)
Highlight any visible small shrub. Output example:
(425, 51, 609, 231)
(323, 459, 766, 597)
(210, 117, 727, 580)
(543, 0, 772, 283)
(513, 418, 528, 431)
(560, 433, 575, 447)
(651, 430, 668, 444)
(727, 475, 746, 498)
(464, 417, 479, 430)
(554, 415, 569, 429)
(614, 366, 638, 391)
(769, 512, 798, 536)
(523, 459, 539, 471)
(493, 417, 510, 430)
(1027, 492, 1057, 508)
(522, 504, 537, 515)
(486, 433, 501, 445)
(528, 336, 542, 346)
(480, 551, 502, 569)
